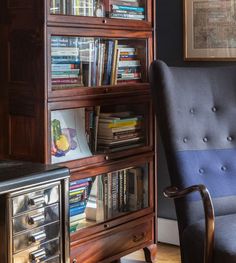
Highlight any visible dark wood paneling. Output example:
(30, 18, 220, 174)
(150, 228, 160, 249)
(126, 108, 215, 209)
(9, 115, 36, 159)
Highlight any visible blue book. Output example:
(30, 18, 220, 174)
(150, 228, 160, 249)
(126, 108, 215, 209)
(70, 178, 93, 187)
(70, 200, 87, 209)
(51, 59, 80, 64)
(70, 206, 86, 216)
(103, 40, 114, 85)
(112, 5, 144, 12)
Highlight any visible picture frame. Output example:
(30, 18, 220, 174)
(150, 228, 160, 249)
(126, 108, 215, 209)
(51, 108, 92, 164)
(184, 0, 236, 60)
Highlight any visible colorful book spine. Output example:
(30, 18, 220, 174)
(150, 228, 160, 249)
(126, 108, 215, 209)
(111, 5, 144, 12)
(118, 60, 141, 67)
(70, 205, 86, 217)
(52, 64, 80, 70)
(70, 178, 93, 186)
(110, 13, 145, 20)
(70, 181, 90, 190)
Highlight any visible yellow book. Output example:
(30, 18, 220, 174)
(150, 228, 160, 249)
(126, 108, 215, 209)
(108, 120, 140, 128)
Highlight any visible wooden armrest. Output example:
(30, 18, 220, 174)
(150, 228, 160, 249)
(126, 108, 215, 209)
(163, 185, 215, 263)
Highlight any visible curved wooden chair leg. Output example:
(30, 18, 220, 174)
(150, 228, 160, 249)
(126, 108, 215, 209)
(143, 244, 158, 263)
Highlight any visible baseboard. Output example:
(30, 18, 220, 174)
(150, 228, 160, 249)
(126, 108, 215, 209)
(157, 218, 180, 245)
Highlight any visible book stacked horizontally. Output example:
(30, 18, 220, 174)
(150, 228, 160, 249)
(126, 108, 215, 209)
(69, 178, 93, 233)
(110, 0, 145, 20)
(116, 44, 141, 84)
(97, 111, 144, 152)
(51, 36, 83, 88)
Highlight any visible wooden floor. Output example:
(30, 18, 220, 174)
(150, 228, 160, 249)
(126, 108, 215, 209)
(121, 243, 181, 263)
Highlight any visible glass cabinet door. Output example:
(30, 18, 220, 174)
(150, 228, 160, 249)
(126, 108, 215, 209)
(50, 36, 147, 91)
(50, 0, 147, 21)
(69, 163, 149, 233)
(50, 102, 149, 164)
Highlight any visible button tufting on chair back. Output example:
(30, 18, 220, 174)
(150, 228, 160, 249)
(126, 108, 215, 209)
(150, 60, 236, 263)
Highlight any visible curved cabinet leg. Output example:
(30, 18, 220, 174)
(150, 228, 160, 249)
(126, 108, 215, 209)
(143, 244, 158, 263)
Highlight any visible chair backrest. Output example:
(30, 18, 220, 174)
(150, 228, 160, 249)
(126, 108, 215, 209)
(150, 60, 236, 236)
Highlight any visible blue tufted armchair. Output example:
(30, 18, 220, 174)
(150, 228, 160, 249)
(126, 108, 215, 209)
(150, 60, 236, 263)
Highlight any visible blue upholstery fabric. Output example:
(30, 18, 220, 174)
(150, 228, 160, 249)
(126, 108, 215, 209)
(149, 60, 236, 263)
(183, 214, 236, 263)
(175, 149, 236, 200)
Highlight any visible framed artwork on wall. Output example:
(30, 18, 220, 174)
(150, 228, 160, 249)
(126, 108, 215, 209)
(184, 0, 236, 60)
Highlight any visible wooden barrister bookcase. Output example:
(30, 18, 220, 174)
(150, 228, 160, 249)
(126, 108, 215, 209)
(0, 0, 157, 262)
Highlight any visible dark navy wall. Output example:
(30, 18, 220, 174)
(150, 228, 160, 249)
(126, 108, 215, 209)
(156, 0, 236, 220)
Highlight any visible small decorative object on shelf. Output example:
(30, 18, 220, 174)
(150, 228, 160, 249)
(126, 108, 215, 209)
(94, 0, 105, 17)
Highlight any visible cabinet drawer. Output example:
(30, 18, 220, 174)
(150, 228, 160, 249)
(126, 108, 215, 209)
(13, 204, 59, 234)
(13, 221, 60, 253)
(71, 217, 153, 263)
(13, 238, 60, 263)
(12, 185, 60, 216)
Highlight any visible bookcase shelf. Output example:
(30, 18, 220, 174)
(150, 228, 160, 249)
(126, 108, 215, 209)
(48, 0, 152, 22)
(0, 0, 156, 262)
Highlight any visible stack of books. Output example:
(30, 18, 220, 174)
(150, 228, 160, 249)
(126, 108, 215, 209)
(51, 36, 83, 88)
(69, 178, 93, 233)
(110, 1, 145, 20)
(97, 111, 144, 152)
(116, 44, 142, 84)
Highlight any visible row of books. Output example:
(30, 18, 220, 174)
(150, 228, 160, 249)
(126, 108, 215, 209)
(70, 166, 148, 233)
(50, 36, 143, 88)
(110, 3, 145, 20)
(50, 0, 145, 20)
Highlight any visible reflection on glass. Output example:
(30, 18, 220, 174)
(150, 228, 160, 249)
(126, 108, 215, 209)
(51, 36, 146, 90)
(49, 0, 146, 20)
(69, 164, 149, 233)
(70, 0, 94, 16)
(50, 104, 147, 163)
(50, 0, 66, 14)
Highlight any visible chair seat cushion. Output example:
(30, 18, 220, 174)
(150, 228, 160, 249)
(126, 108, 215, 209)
(182, 213, 236, 263)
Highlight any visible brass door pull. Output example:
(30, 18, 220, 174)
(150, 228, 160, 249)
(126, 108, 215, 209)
(133, 232, 145, 242)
